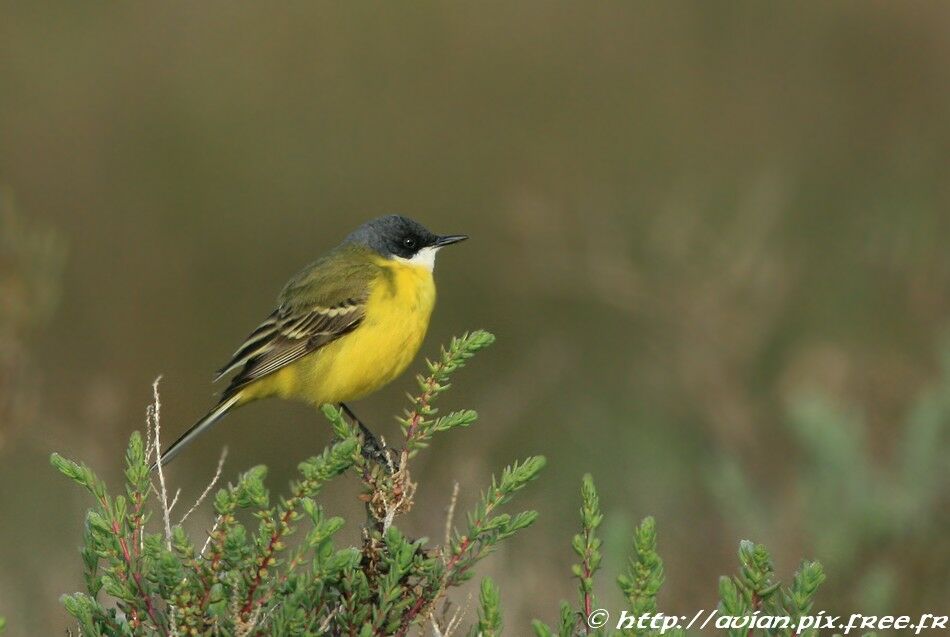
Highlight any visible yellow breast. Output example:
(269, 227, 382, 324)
(269, 258, 436, 405)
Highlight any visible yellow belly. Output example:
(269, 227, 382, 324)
(243, 260, 436, 406)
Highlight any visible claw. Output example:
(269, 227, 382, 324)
(341, 403, 400, 473)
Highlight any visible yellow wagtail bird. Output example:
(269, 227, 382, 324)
(154, 215, 467, 469)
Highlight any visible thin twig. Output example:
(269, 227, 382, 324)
(144, 406, 154, 466)
(318, 605, 340, 633)
(168, 488, 181, 513)
(147, 484, 180, 512)
(382, 468, 408, 533)
(430, 614, 444, 637)
(149, 376, 178, 637)
(442, 593, 471, 637)
(201, 515, 223, 557)
(150, 376, 174, 551)
(430, 593, 470, 637)
(178, 447, 228, 526)
(443, 482, 459, 563)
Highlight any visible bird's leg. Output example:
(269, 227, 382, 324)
(339, 402, 381, 451)
(338, 403, 398, 471)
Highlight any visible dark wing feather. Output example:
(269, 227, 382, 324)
(215, 246, 378, 397)
(214, 310, 280, 381)
(231, 302, 363, 385)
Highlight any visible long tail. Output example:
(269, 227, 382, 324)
(151, 393, 242, 471)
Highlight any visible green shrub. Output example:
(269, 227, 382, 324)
(52, 331, 545, 636)
(51, 331, 843, 636)
(531, 474, 833, 637)
(710, 339, 950, 612)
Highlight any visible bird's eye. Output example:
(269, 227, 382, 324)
(402, 237, 417, 249)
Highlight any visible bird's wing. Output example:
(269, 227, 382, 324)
(215, 248, 378, 396)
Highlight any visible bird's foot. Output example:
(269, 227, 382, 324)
(358, 426, 399, 472)
(340, 403, 400, 473)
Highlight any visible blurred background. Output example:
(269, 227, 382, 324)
(1, 3, 949, 634)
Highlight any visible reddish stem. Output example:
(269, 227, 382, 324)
(115, 523, 168, 636)
(393, 534, 475, 637)
(583, 569, 593, 633)
(746, 593, 761, 637)
(582, 523, 595, 634)
(241, 507, 295, 616)
(405, 377, 438, 441)
(386, 359, 470, 636)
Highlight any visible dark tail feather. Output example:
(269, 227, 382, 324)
(150, 394, 241, 471)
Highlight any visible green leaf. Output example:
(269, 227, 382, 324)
(322, 403, 355, 440)
(618, 515, 664, 629)
(719, 575, 743, 615)
(124, 430, 149, 494)
(432, 409, 479, 432)
(785, 559, 826, 619)
(51, 453, 109, 504)
(470, 577, 503, 637)
(237, 464, 270, 508)
(573, 474, 603, 614)
(557, 601, 575, 637)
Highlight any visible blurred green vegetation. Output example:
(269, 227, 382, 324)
(0, 191, 64, 449)
(1, 3, 949, 635)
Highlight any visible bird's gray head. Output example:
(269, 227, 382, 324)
(345, 215, 467, 270)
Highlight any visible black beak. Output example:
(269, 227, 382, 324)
(434, 234, 468, 247)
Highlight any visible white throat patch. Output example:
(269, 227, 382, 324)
(394, 246, 439, 272)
